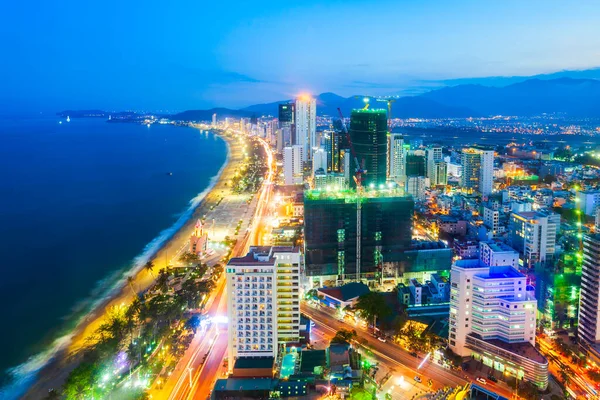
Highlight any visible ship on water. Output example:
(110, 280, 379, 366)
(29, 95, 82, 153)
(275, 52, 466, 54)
(66, 116, 70, 122)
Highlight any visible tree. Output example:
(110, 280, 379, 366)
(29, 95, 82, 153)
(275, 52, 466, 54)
(156, 269, 170, 294)
(331, 329, 357, 344)
(354, 292, 392, 333)
(144, 260, 155, 277)
(212, 264, 224, 279)
(179, 251, 200, 266)
(126, 276, 137, 297)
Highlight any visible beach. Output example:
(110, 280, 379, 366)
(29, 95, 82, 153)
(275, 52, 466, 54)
(21, 129, 243, 399)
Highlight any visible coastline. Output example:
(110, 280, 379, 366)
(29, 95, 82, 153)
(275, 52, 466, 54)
(19, 128, 240, 399)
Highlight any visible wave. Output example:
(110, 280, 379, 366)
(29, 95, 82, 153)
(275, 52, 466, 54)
(0, 131, 230, 400)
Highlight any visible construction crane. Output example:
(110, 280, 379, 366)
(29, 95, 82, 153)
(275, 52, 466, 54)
(337, 107, 365, 283)
(375, 97, 396, 133)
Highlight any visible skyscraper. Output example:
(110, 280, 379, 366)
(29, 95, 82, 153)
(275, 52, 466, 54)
(509, 211, 560, 268)
(461, 147, 494, 195)
(226, 246, 301, 367)
(578, 234, 600, 345)
(312, 148, 328, 176)
(405, 154, 426, 177)
(425, 146, 442, 182)
(283, 145, 303, 185)
(349, 109, 388, 188)
(294, 96, 316, 162)
(278, 103, 294, 148)
(388, 134, 406, 185)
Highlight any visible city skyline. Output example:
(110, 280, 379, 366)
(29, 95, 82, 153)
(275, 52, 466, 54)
(3, 1, 600, 113)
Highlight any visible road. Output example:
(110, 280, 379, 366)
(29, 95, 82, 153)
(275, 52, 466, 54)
(302, 304, 466, 388)
(303, 303, 526, 400)
(537, 337, 598, 398)
(158, 135, 276, 400)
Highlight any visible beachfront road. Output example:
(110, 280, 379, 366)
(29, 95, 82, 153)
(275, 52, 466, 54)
(157, 135, 276, 400)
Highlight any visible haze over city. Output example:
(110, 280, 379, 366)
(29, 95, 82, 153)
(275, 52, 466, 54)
(3, 0, 600, 112)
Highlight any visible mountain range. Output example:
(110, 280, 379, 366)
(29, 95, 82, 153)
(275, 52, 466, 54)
(170, 77, 600, 120)
(60, 77, 600, 120)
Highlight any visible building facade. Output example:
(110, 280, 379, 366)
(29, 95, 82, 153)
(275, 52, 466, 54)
(227, 246, 302, 366)
(449, 260, 547, 389)
(388, 134, 406, 185)
(578, 234, 600, 345)
(283, 145, 304, 185)
(349, 109, 388, 188)
(294, 96, 316, 161)
(509, 211, 560, 268)
(304, 189, 413, 279)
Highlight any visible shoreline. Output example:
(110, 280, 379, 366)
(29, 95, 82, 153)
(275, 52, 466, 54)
(18, 128, 241, 399)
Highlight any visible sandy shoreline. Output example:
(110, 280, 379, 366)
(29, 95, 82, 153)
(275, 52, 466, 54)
(22, 129, 242, 399)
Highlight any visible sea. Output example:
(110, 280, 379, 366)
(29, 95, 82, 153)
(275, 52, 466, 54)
(0, 116, 227, 399)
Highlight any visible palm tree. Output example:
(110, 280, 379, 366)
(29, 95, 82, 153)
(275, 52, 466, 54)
(145, 260, 155, 277)
(127, 276, 137, 297)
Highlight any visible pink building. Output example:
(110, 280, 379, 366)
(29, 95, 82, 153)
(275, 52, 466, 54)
(189, 219, 208, 255)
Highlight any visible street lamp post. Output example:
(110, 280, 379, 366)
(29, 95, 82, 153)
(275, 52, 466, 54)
(187, 366, 193, 387)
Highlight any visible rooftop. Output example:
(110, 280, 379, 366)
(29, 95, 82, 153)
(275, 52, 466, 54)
(304, 188, 411, 201)
(468, 333, 547, 364)
(234, 357, 275, 370)
(213, 378, 276, 392)
(228, 246, 299, 267)
(481, 241, 518, 253)
(318, 282, 370, 302)
(300, 349, 327, 373)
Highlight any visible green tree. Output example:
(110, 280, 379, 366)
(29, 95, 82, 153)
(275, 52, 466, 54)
(62, 361, 100, 400)
(145, 260, 155, 277)
(354, 292, 392, 333)
(126, 276, 137, 297)
(331, 329, 357, 344)
(212, 264, 224, 279)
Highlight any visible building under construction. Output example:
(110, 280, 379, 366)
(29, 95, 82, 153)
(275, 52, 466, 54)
(303, 188, 414, 280)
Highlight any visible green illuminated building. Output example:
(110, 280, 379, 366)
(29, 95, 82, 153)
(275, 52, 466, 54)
(536, 252, 582, 329)
(349, 109, 388, 188)
(303, 188, 414, 278)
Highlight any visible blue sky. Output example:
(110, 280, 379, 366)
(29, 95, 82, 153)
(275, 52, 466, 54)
(1, 0, 600, 112)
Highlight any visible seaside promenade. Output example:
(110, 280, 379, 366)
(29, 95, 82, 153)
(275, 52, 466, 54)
(23, 129, 249, 399)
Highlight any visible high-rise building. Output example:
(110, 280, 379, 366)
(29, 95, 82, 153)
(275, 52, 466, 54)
(312, 148, 328, 176)
(321, 129, 340, 172)
(388, 134, 406, 185)
(434, 161, 448, 186)
(425, 147, 442, 183)
(461, 147, 494, 195)
(483, 206, 500, 237)
(509, 211, 560, 268)
(283, 145, 303, 185)
(226, 246, 301, 366)
(578, 234, 600, 345)
(576, 191, 600, 216)
(449, 259, 547, 389)
(304, 189, 413, 279)
(294, 96, 316, 162)
(349, 109, 388, 188)
(278, 103, 294, 127)
(405, 176, 429, 201)
(212, 113, 217, 127)
(405, 154, 426, 178)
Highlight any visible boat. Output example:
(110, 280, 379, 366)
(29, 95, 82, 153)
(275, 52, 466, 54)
(66, 116, 71, 122)
(167, 172, 173, 176)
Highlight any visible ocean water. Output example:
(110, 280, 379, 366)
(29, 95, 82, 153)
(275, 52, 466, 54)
(0, 117, 227, 398)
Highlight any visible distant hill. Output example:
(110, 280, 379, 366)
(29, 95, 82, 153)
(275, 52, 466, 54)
(421, 77, 600, 116)
(170, 107, 257, 121)
(240, 92, 477, 118)
(58, 77, 600, 121)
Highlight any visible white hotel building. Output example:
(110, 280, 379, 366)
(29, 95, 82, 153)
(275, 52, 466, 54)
(449, 259, 548, 389)
(226, 246, 301, 368)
